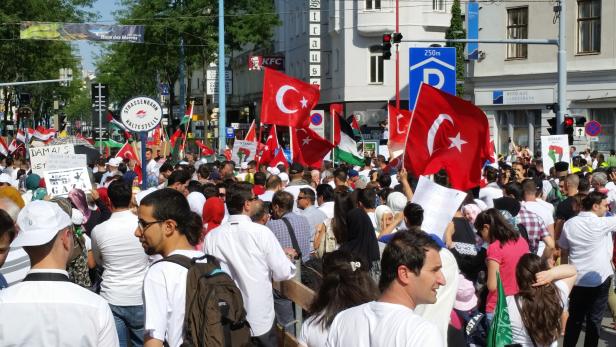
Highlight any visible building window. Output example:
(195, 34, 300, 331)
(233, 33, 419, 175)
(365, 0, 381, 10)
(506, 7, 528, 59)
(497, 110, 540, 154)
(590, 109, 613, 151)
(433, 0, 445, 11)
(369, 53, 383, 84)
(578, 0, 601, 53)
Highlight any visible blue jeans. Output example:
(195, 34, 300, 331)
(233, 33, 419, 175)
(109, 304, 145, 347)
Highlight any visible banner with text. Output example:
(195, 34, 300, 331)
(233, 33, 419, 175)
(20, 22, 144, 42)
(541, 135, 570, 174)
(29, 144, 75, 175)
(231, 140, 258, 165)
(44, 167, 92, 197)
(46, 153, 87, 171)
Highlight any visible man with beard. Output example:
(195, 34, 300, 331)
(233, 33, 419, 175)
(134, 189, 204, 347)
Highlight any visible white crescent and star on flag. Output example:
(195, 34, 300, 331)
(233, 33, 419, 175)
(426, 113, 467, 156)
(275, 85, 309, 114)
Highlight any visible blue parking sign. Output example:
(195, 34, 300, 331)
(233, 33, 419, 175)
(409, 47, 457, 110)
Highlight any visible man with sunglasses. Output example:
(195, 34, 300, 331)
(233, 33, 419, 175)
(205, 183, 296, 346)
(0, 200, 119, 346)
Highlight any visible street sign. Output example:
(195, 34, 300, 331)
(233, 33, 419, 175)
(585, 120, 601, 137)
(409, 47, 456, 109)
(574, 127, 585, 138)
(225, 127, 235, 138)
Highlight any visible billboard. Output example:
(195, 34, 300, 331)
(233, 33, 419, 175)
(20, 22, 144, 43)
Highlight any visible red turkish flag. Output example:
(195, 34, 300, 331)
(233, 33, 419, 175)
(195, 140, 215, 156)
(269, 149, 289, 168)
(116, 142, 143, 183)
(261, 68, 320, 128)
(388, 104, 412, 153)
(292, 127, 334, 168)
(404, 84, 491, 191)
(244, 120, 256, 141)
(259, 126, 279, 166)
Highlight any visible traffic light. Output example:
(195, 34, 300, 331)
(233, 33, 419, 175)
(392, 32, 403, 43)
(564, 116, 574, 144)
(382, 33, 392, 60)
(547, 117, 557, 135)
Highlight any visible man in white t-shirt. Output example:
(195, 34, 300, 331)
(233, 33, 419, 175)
(92, 180, 149, 347)
(478, 166, 502, 208)
(559, 191, 616, 347)
(327, 232, 446, 347)
(521, 179, 555, 238)
(205, 182, 296, 346)
(0, 201, 119, 346)
(135, 188, 205, 347)
(284, 163, 315, 213)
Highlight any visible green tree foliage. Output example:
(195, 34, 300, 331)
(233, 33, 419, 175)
(0, 1, 94, 125)
(96, 0, 280, 105)
(63, 88, 92, 121)
(445, 0, 466, 96)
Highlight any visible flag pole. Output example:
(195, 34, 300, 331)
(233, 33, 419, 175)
(180, 100, 195, 159)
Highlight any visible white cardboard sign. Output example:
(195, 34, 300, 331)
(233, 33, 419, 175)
(46, 153, 88, 171)
(44, 167, 92, 197)
(540, 135, 570, 174)
(29, 144, 75, 175)
(231, 140, 258, 165)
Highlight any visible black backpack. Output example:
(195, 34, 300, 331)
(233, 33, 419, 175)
(158, 254, 253, 347)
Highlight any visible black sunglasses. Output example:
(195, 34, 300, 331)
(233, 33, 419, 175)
(138, 219, 164, 231)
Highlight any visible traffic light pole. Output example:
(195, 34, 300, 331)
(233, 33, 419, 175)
(395, 0, 400, 109)
(556, 0, 566, 135)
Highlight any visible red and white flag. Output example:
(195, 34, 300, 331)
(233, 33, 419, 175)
(16, 129, 34, 143)
(258, 126, 279, 166)
(387, 104, 412, 155)
(244, 120, 257, 142)
(32, 126, 56, 141)
(116, 142, 142, 183)
(261, 68, 320, 128)
(269, 149, 289, 168)
(195, 140, 215, 156)
(404, 84, 492, 191)
(8, 139, 19, 154)
(0, 138, 8, 157)
(292, 127, 334, 168)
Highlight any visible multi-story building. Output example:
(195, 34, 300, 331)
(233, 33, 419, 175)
(472, 0, 616, 154)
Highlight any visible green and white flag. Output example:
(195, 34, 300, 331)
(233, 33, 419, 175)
(487, 272, 513, 347)
(333, 114, 364, 166)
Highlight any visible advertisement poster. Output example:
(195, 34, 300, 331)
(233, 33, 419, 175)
(21, 22, 144, 42)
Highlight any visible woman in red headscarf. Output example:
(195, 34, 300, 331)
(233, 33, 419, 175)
(196, 197, 225, 251)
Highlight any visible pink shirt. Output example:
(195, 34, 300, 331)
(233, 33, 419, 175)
(486, 237, 529, 313)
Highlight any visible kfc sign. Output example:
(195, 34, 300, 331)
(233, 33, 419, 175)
(248, 55, 285, 71)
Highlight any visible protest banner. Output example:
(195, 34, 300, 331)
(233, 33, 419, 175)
(411, 176, 467, 240)
(231, 140, 258, 165)
(29, 144, 75, 174)
(43, 167, 92, 197)
(541, 135, 570, 174)
(46, 153, 87, 171)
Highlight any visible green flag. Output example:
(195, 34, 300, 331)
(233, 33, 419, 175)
(487, 272, 513, 347)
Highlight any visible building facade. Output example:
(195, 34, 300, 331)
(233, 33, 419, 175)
(472, 0, 616, 155)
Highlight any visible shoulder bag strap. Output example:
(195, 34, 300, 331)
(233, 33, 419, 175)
(281, 217, 302, 260)
(514, 295, 538, 347)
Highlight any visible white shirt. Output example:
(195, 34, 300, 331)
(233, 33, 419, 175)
(299, 314, 328, 347)
(259, 190, 275, 202)
(479, 182, 503, 208)
(318, 201, 335, 219)
(367, 211, 377, 229)
(506, 280, 569, 347)
(143, 249, 205, 347)
(0, 269, 119, 346)
(326, 301, 443, 347)
(559, 211, 616, 287)
(522, 200, 555, 228)
(204, 214, 296, 336)
(91, 210, 149, 306)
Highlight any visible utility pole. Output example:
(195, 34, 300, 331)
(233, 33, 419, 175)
(395, 0, 400, 108)
(217, 0, 226, 153)
(556, 0, 567, 135)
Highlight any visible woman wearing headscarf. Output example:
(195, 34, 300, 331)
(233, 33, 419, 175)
(338, 208, 381, 282)
(374, 205, 396, 237)
(68, 188, 110, 235)
(21, 173, 41, 203)
(202, 197, 225, 234)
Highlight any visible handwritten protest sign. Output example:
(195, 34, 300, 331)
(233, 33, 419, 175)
(44, 167, 92, 197)
(411, 176, 466, 240)
(46, 153, 87, 171)
(541, 135, 570, 174)
(231, 140, 258, 165)
(29, 144, 75, 174)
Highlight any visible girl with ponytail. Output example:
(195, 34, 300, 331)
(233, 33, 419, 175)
(298, 250, 378, 347)
(508, 253, 576, 346)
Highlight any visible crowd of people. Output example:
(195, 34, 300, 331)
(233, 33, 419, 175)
(0, 144, 615, 346)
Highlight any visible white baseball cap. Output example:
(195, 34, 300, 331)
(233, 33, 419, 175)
(278, 172, 289, 183)
(267, 167, 280, 176)
(108, 157, 122, 167)
(14, 200, 72, 247)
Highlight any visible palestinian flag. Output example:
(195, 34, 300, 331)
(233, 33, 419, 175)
(350, 115, 361, 136)
(180, 102, 193, 126)
(333, 114, 364, 166)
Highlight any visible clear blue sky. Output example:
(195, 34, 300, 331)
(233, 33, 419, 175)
(77, 0, 120, 72)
